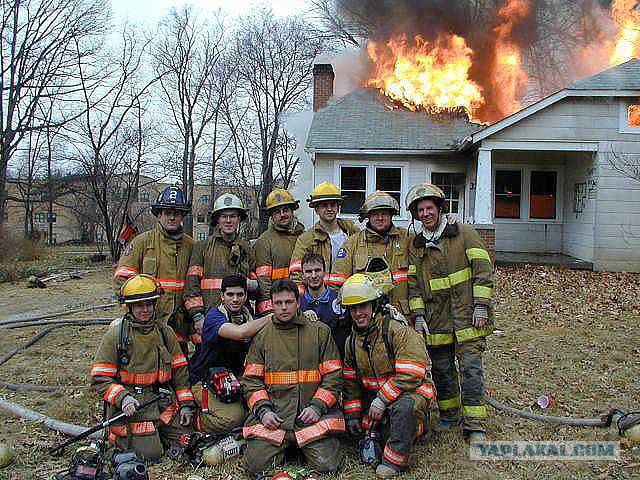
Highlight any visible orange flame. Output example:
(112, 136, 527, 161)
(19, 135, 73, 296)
(366, 34, 484, 120)
(610, 0, 640, 65)
(491, 0, 530, 117)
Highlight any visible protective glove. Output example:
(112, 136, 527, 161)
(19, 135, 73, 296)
(347, 418, 363, 437)
(303, 310, 319, 322)
(179, 406, 194, 426)
(414, 315, 429, 335)
(192, 312, 205, 335)
(384, 304, 408, 325)
(121, 395, 139, 417)
(246, 279, 259, 293)
(472, 304, 489, 328)
(368, 397, 386, 422)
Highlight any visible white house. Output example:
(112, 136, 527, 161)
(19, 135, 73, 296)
(290, 60, 640, 272)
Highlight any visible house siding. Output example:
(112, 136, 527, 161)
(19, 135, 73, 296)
(483, 96, 640, 271)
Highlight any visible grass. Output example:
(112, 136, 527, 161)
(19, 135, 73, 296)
(0, 266, 639, 479)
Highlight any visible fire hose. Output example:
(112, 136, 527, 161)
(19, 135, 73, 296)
(484, 392, 640, 442)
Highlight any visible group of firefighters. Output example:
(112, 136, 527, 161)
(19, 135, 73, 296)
(90, 180, 495, 478)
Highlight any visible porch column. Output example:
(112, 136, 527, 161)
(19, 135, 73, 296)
(474, 147, 493, 224)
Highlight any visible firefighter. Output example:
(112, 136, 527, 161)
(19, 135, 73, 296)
(184, 193, 257, 337)
(113, 186, 194, 342)
(289, 182, 359, 291)
(188, 274, 274, 434)
(253, 189, 305, 315)
(299, 252, 349, 358)
(90, 274, 196, 461)
(330, 191, 411, 316)
(341, 274, 435, 478)
(406, 183, 494, 441)
(241, 279, 344, 477)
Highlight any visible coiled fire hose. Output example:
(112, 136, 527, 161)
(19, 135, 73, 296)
(484, 392, 640, 442)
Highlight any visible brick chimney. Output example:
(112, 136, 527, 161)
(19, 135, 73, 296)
(313, 63, 334, 111)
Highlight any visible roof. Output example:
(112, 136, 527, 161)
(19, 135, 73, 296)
(570, 59, 640, 90)
(306, 88, 482, 153)
(470, 58, 640, 145)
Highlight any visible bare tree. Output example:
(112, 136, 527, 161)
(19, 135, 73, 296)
(154, 6, 229, 235)
(234, 10, 322, 232)
(0, 0, 107, 233)
(64, 28, 160, 261)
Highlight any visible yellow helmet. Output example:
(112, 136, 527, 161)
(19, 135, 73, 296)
(340, 273, 382, 306)
(265, 188, 299, 212)
(120, 274, 161, 304)
(406, 183, 445, 217)
(307, 182, 344, 207)
(359, 191, 399, 221)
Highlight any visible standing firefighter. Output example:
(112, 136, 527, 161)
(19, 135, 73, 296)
(90, 275, 196, 461)
(241, 279, 344, 477)
(113, 186, 194, 341)
(331, 191, 411, 316)
(253, 189, 305, 315)
(289, 182, 359, 291)
(184, 193, 257, 336)
(341, 274, 435, 478)
(406, 183, 494, 441)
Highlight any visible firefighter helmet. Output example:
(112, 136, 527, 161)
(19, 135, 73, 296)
(358, 191, 399, 221)
(265, 188, 299, 212)
(211, 193, 248, 222)
(151, 186, 190, 216)
(340, 273, 382, 306)
(405, 183, 446, 218)
(307, 182, 344, 207)
(120, 274, 162, 304)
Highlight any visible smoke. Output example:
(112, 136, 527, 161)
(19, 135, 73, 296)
(326, 0, 632, 120)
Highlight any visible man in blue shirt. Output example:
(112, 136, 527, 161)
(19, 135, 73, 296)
(299, 253, 349, 358)
(189, 274, 272, 434)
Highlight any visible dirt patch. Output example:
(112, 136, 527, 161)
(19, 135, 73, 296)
(0, 265, 639, 479)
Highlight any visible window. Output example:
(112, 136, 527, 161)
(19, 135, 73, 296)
(339, 164, 406, 217)
(200, 195, 210, 205)
(95, 231, 104, 242)
(197, 232, 206, 241)
(495, 170, 521, 219)
(340, 166, 367, 215)
(432, 173, 465, 214)
(138, 190, 149, 202)
(530, 171, 557, 219)
(196, 213, 205, 223)
(35, 212, 46, 223)
(47, 212, 57, 223)
(628, 103, 640, 128)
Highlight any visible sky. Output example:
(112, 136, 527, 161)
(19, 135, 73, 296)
(111, 0, 309, 25)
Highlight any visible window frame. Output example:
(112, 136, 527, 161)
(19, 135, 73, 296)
(335, 160, 410, 221)
(492, 165, 563, 224)
(619, 99, 640, 133)
(34, 212, 46, 224)
(196, 232, 207, 241)
(429, 170, 467, 221)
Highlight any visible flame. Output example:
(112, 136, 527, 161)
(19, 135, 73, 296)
(366, 34, 484, 120)
(610, 0, 640, 65)
(491, 0, 530, 117)
(629, 104, 640, 127)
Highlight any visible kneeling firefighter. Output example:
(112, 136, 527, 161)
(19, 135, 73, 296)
(90, 275, 196, 461)
(341, 274, 435, 478)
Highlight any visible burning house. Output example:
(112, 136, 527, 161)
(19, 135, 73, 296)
(290, 0, 640, 272)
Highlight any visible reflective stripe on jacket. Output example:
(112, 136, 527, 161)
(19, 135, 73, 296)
(113, 223, 193, 336)
(408, 222, 494, 346)
(254, 219, 305, 314)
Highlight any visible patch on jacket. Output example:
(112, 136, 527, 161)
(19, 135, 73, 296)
(331, 298, 344, 315)
(336, 247, 347, 259)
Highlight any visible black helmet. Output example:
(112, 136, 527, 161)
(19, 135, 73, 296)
(151, 186, 190, 216)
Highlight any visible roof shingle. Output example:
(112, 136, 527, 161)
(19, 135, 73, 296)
(570, 58, 640, 90)
(306, 88, 482, 152)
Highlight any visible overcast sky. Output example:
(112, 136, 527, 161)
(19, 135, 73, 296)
(111, 0, 309, 25)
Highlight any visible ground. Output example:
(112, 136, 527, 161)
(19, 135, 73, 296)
(0, 265, 639, 480)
